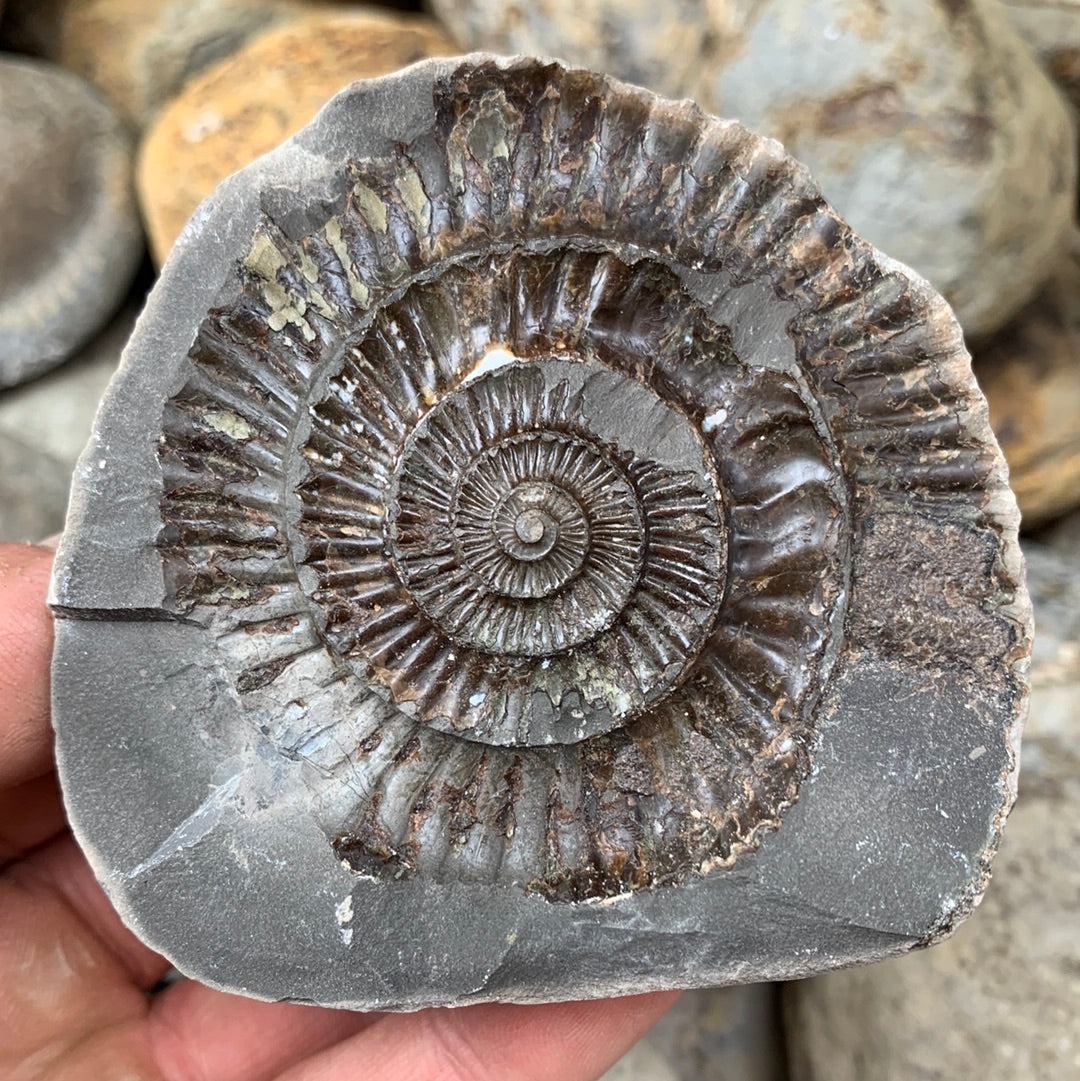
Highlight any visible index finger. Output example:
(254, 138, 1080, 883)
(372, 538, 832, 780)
(0, 543, 57, 789)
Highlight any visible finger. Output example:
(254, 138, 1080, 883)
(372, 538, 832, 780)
(147, 983, 378, 1081)
(10, 833, 170, 991)
(274, 991, 680, 1081)
(0, 543, 56, 788)
(0, 842, 162, 1074)
(0, 769, 65, 866)
(17, 834, 380, 1081)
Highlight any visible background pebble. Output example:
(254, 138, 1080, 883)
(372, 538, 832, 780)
(974, 247, 1080, 529)
(1004, 0, 1080, 109)
(0, 56, 143, 387)
(601, 985, 787, 1081)
(429, 0, 1077, 341)
(0, 430, 71, 541)
(136, 8, 456, 263)
(0, 306, 136, 541)
(2, 0, 321, 129)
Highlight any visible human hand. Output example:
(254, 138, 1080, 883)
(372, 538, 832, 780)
(0, 542, 677, 1081)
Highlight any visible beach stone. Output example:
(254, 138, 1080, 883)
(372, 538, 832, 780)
(428, 0, 712, 101)
(0, 305, 136, 542)
(784, 537, 1080, 1081)
(1004, 0, 1080, 109)
(602, 985, 786, 1081)
(973, 249, 1080, 529)
(0, 305, 137, 470)
(1, 0, 315, 130)
(1041, 508, 1080, 558)
(0, 56, 143, 388)
(136, 9, 456, 262)
(430, 0, 1076, 340)
(0, 431, 69, 543)
(51, 56, 1029, 1010)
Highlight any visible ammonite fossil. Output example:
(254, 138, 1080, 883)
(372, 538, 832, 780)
(51, 56, 1031, 1009)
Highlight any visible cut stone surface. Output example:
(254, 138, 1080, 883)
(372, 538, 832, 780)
(429, 0, 1076, 341)
(51, 56, 1030, 1010)
(136, 9, 456, 262)
(974, 248, 1080, 529)
(784, 537, 1080, 1081)
(0, 56, 144, 387)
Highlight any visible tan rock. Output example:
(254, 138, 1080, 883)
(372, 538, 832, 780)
(0, 0, 311, 127)
(1004, 0, 1080, 109)
(430, 0, 1076, 341)
(974, 250, 1080, 529)
(137, 10, 456, 263)
(783, 537, 1080, 1081)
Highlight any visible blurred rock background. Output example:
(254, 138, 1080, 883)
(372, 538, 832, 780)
(0, 0, 1075, 1077)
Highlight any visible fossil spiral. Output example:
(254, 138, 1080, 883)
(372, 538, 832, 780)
(56, 58, 1026, 935)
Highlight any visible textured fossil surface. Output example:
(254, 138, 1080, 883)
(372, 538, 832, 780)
(51, 56, 1030, 1009)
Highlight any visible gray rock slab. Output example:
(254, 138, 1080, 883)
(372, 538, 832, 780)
(783, 537, 1080, 1081)
(50, 56, 1029, 1010)
(0, 56, 143, 387)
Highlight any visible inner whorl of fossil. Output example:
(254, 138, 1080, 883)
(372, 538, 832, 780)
(300, 353, 725, 746)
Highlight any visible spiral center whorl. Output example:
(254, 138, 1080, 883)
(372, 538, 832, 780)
(298, 293, 730, 747)
(513, 507, 548, 548)
(496, 483, 577, 569)
(392, 371, 646, 657)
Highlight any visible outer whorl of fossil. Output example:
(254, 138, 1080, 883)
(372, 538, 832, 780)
(50, 56, 1029, 1008)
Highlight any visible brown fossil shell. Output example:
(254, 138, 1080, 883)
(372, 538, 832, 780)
(130, 57, 1023, 907)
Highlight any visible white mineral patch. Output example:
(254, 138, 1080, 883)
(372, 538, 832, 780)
(462, 346, 519, 384)
(702, 406, 727, 433)
(335, 894, 354, 925)
(203, 409, 254, 441)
